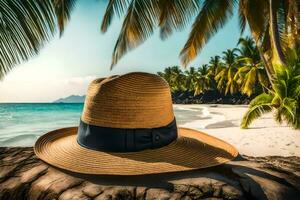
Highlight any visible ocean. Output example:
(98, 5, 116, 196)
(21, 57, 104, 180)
(0, 103, 216, 147)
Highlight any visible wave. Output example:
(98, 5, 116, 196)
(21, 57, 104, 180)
(176, 105, 226, 129)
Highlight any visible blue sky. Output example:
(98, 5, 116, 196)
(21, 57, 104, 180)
(0, 0, 249, 102)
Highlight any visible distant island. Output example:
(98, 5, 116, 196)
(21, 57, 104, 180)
(53, 95, 85, 103)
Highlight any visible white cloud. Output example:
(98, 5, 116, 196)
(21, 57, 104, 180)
(64, 75, 96, 85)
(0, 74, 97, 102)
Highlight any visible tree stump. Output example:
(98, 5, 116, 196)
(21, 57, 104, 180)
(0, 147, 299, 200)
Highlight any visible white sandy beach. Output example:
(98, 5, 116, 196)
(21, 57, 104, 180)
(174, 104, 300, 157)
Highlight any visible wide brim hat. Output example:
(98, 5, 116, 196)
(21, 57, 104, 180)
(34, 72, 238, 175)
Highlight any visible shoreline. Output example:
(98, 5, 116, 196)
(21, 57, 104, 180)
(175, 104, 300, 157)
(0, 103, 299, 157)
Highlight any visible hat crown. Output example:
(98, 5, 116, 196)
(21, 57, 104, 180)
(81, 72, 174, 128)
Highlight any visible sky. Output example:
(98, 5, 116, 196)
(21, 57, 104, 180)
(0, 0, 249, 102)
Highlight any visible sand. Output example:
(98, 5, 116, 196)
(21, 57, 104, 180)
(175, 104, 300, 157)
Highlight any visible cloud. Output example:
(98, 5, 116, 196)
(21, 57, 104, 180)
(0, 75, 97, 102)
(64, 75, 96, 85)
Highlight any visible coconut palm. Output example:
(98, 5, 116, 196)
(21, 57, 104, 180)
(235, 37, 269, 96)
(208, 55, 222, 77)
(102, 0, 299, 80)
(157, 66, 173, 84)
(234, 58, 268, 96)
(237, 37, 259, 60)
(0, 0, 75, 79)
(158, 67, 174, 90)
(193, 64, 211, 96)
(206, 55, 223, 90)
(170, 66, 186, 92)
(215, 49, 239, 95)
(185, 67, 198, 92)
(158, 66, 186, 92)
(241, 49, 300, 129)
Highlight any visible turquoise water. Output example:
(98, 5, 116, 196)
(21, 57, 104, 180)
(0, 103, 83, 146)
(0, 103, 207, 146)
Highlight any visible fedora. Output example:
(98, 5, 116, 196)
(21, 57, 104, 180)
(34, 72, 238, 175)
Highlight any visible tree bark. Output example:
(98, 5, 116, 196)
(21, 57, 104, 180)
(245, 12, 275, 84)
(0, 147, 299, 200)
(254, 38, 274, 85)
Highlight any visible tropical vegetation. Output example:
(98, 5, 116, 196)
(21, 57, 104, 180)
(101, 1, 299, 71)
(241, 48, 300, 129)
(158, 37, 268, 98)
(102, 0, 300, 129)
(158, 43, 300, 129)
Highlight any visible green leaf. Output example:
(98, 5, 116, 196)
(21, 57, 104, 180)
(0, 0, 75, 79)
(158, 0, 200, 40)
(180, 0, 236, 66)
(241, 93, 273, 128)
(110, 0, 160, 69)
(101, 0, 130, 33)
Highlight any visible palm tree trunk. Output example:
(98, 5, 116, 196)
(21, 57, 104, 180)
(269, 0, 286, 65)
(242, 5, 275, 86)
(256, 39, 274, 84)
(248, 27, 274, 86)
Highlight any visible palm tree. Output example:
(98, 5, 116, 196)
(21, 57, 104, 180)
(101, 0, 298, 80)
(237, 37, 259, 59)
(184, 67, 198, 92)
(234, 57, 268, 96)
(0, 0, 75, 79)
(234, 37, 269, 96)
(157, 66, 173, 83)
(241, 49, 300, 129)
(206, 55, 222, 90)
(158, 66, 186, 92)
(208, 55, 222, 77)
(193, 64, 211, 96)
(215, 49, 239, 95)
(170, 66, 186, 92)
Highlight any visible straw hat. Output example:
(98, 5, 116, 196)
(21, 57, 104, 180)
(34, 72, 238, 175)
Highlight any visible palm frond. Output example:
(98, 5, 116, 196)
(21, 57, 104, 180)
(277, 0, 289, 51)
(101, 0, 130, 33)
(180, 0, 236, 67)
(274, 107, 283, 123)
(233, 66, 248, 84)
(0, 0, 73, 79)
(110, 0, 160, 69)
(52, 0, 76, 36)
(282, 97, 297, 123)
(257, 68, 270, 88)
(274, 97, 296, 125)
(242, 67, 256, 96)
(238, 2, 246, 35)
(225, 80, 231, 95)
(158, 0, 200, 40)
(241, 93, 273, 128)
(215, 67, 227, 92)
(0, 0, 75, 79)
(239, 0, 268, 40)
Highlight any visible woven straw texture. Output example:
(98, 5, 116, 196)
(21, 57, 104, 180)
(81, 72, 174, 128)
(34, 127, 238, 175)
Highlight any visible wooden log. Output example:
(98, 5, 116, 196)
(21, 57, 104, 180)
(0, 147, 299, 200)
